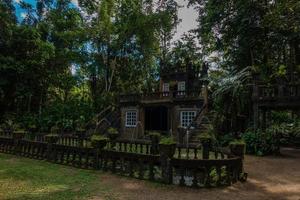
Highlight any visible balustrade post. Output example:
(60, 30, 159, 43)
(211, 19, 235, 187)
(76, 129, 85, 148)
(45, 135, 59, 161)
(159, 144, 176, 184)
(278, 84, 284, 97)
(12, 130, 26, 155)
(107, 130, 119, 150)
(229, 142, 247, 181)
(91, 138, 108, 170)
(229, 142, 245, 160)
(200, 137, 212, 159)
(149, 134, 160, 155)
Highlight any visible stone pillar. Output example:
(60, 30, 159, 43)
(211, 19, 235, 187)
(91, 139, 108, 170)
(150, 134, 160, 155)
(262, 110, 267, 131)
(253, 103, 259, 131)
(201, 139, 211, 159)
(45, 135, 59, 161)
(229, 143, 246, 181)
(93, 147, 103, 170)
(229, 143, 246, 160)
(202, 86, 209, 111)
(12, 131, 25, 155)
(159, 144, 175, 184)
(252, 83, 259, 131)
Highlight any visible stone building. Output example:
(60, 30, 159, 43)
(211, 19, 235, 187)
(119, 63, 209, 142)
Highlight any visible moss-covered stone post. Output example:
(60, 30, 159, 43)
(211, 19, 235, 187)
(12, 130, 26, 155)
(45, 134, 59, 161)
(229, 142, 246, 159)
(149, 132, 160, 155)
(159, 138, 176, 184)
(107, 128, 119, 150)
(199, 136, 212, 159)
(229, 141, 247, 181)
(91, 135, 108, 170)
(76, 129, 86, 148)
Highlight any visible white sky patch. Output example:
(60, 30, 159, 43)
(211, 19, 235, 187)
(76, 0, 197, 42)
(20, 12, 27, 19)
(71, 64, 77, 75)
(71, 0, 79, 7)
(14, 0, 21, 4)
(173, 0, 198, 41)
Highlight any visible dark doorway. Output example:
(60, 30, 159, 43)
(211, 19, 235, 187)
(145, 106, 168, 132)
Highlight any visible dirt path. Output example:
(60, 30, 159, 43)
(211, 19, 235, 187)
(90, 148, 300, 200)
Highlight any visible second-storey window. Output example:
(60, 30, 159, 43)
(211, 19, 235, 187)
(162, 83, 170, 92)
(180, 111, 196, 128)
(125, 110, 137, 127)
(178, 81, 186, 91)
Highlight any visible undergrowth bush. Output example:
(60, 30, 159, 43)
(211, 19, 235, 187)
(242, 129, 280, 156)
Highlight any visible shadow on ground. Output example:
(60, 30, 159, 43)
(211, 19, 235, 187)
(89, 148, 300, 200)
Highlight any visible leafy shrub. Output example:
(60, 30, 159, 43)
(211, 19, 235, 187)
(107, 127, 118, 135)
(217, 133, 235, 147)
(0, 118, 21, 132)
(148, 131, 161, 137)
(229, 139, 246, 145)
(270, 111, 294, 124)
(50, 125, 60, 134)
(19, 114, 38, 130)
(91, 135, 108, 141)
(159, 137, 176, 145)
(242, 129, 280, 156)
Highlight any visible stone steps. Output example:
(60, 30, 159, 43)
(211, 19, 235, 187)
(187, 112, 214, 144)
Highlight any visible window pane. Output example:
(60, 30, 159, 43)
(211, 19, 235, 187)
(180, 111, 196, 127)
(178, 81, 186, 91)
(126, 111, 137, 127)
(163, 83, 169, 92)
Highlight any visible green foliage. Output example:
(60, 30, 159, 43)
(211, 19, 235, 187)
(217, 133, 235, 147)
(148, 131, 161, 138)
(209, 67, 251, 133)
(242, 129, 280, 156)
(45, 133, 59, 137)
(229, 140, 246, 145)
(270, 111, 294, 124)
(107, 127, 118, 135)
(91, 135, 108, 142)
(0, 116, 21, 132)
(1, 0, 180, 128)
(189, 0, 300, 78)
(198, 132, 213, 140)
(159, 136, 176, 145)
(268, 120, 300, 146)
(50, 125, 60, 134)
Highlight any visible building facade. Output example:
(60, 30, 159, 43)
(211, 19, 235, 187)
(119, 63, 208, 141)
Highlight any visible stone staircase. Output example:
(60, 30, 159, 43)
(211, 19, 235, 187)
(186, 108, 215, 145)
(86, 106, 121, 135)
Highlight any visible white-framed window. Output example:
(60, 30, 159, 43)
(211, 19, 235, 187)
(125, 110, 137, 127)
(162, 83, 170, 92)
(180, 111, 196, 128)
(178, 81, 186, 91)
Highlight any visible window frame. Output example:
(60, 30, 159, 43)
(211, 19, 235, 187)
(162, 82, 170, 92)
(125, 110, 138, 128)
(180, 111, 196, 128)
(177, 81, 186, 91)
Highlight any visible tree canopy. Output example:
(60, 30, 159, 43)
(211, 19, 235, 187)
(0, 0, 180, 130)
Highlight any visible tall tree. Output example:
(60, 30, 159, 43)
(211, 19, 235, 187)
(78, 0, 179, 111)
(189, 0, 300, 79)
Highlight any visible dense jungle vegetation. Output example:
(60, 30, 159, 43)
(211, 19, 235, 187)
(0, 0, 300, 154)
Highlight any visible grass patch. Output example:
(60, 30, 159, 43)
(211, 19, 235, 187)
(0, 153, 115, 200)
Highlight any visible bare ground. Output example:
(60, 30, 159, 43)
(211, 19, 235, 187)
(90, 148, 300, 200)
